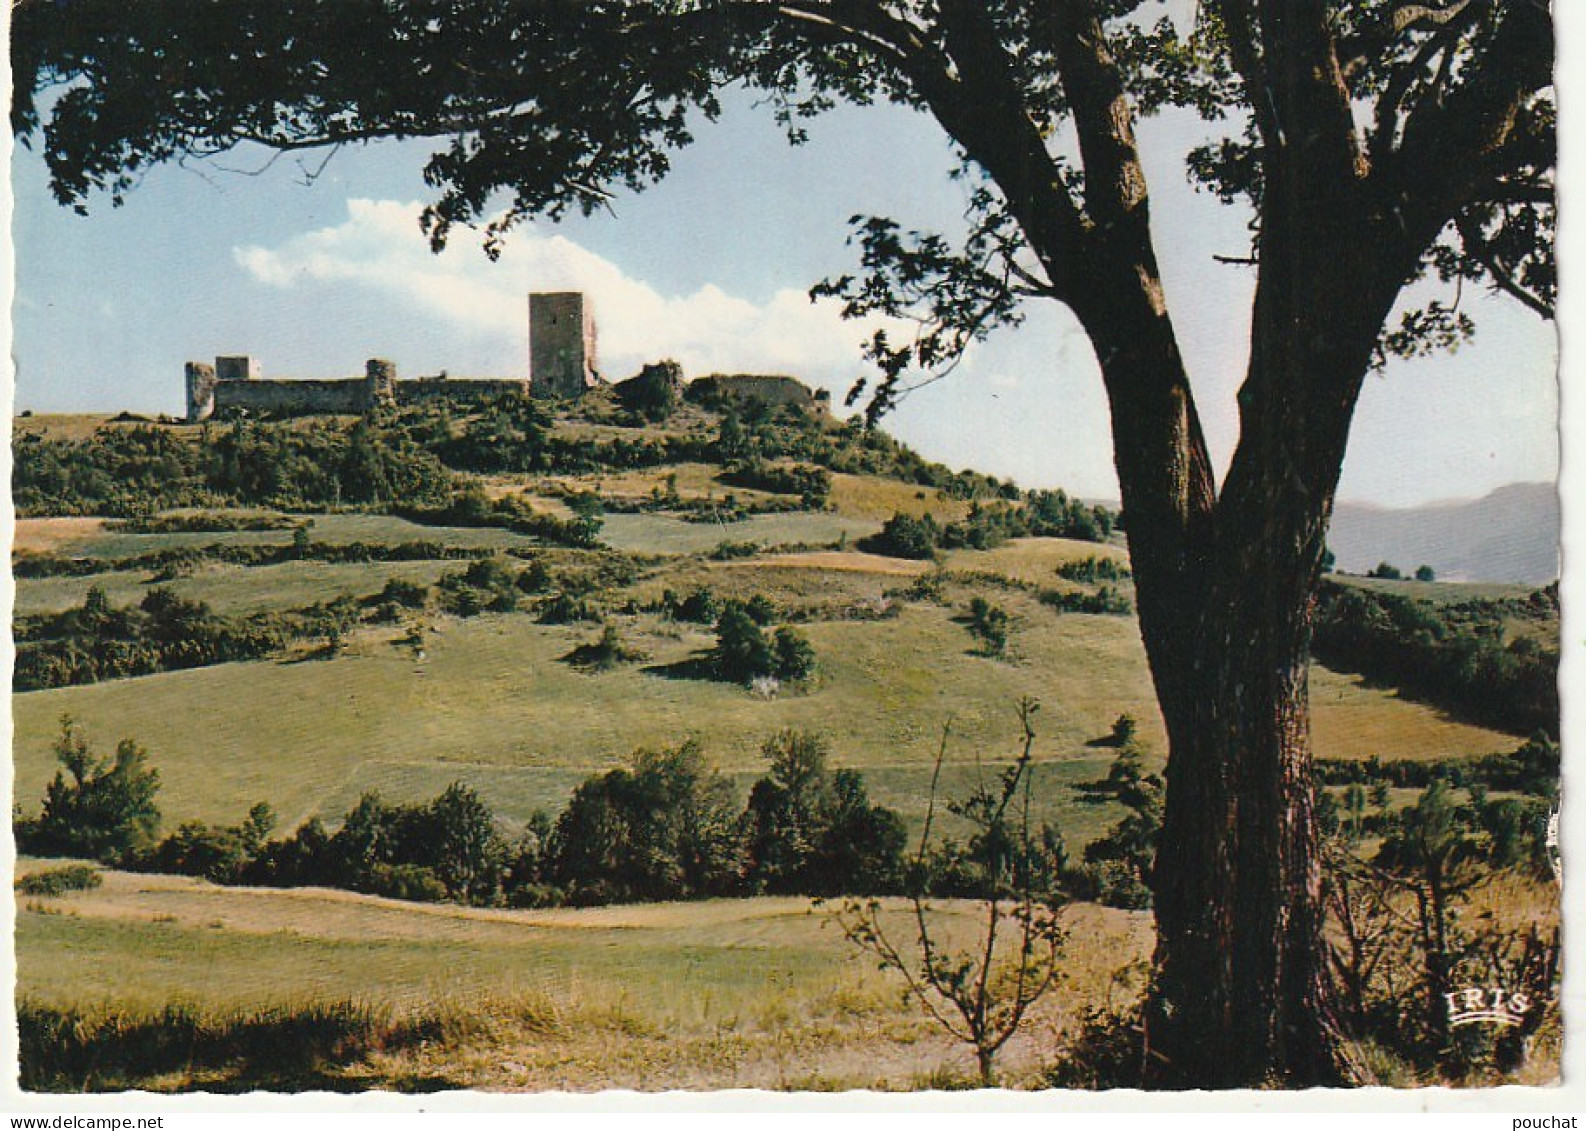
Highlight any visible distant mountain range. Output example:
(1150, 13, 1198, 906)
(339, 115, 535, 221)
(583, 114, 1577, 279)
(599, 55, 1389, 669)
(1329, 482, 1559, 585)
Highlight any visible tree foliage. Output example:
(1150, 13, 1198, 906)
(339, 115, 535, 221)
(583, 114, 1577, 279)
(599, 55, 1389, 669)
(547, 741, 745, 905)
(29, 717, 162, 861)
(744, 730, 904, 895)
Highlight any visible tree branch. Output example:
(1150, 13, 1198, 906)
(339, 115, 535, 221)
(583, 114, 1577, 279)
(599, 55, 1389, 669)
(1455, 213, 1555, 318)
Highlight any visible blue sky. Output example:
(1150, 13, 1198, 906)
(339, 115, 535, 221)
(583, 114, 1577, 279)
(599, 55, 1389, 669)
(10, 90, 1558, 509)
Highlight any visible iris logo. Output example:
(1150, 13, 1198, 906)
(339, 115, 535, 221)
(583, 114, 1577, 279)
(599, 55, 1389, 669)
(1444, 986, 1533, 1028)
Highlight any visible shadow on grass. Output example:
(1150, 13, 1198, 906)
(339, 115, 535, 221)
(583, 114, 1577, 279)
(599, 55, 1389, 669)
(640, 654, 720, 682)
(20, 999, 461, 1093)
(278, 643, 345, 666)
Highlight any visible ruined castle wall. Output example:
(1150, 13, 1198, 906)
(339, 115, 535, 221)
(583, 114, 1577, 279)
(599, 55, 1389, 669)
(529, 292, 599, 399)
(394, 378, 531, 407)
(212, 379, 368, 417)
(687, 374, 823, 411)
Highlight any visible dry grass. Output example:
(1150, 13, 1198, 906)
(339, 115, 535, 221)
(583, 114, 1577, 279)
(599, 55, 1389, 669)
(538, 462, 770, 505)
(1307, 667, 1520, 761)
(14, 516, 109, 555)
(826, 474, 972, 522)
(14, 559, 467, 618)
(714, 550, 933, 576)
(14, 569, 1522, 836)
(12, 413, 127, 440)
(942, 537, 1129, 586)
(16, 863, 1155, 1091)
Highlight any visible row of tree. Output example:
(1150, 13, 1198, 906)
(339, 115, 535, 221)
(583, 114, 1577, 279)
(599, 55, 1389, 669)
(1312, 581, 1559, 737)
(15, 418, 457, 516)
(16, 722, 909, 907)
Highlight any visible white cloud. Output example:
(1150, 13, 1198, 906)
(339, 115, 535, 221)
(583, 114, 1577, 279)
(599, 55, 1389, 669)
(234, 198, 910, 390)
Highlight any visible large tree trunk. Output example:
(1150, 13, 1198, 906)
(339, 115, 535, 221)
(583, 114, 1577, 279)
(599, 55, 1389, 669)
(1071, 193, 1408, 1084)
(1145, 534, 1340, 1087)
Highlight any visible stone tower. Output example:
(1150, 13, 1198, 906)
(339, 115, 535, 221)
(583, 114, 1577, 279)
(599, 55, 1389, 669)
(363, 358, 398, 411)
(185, 361, 218, 423)
(529, 292, 599, 399)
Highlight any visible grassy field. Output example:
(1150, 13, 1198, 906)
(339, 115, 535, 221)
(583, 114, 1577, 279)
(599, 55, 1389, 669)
(17, 861, 1154, 1090)
(14, 513, 537, 560)
(15, 559, 469, 618)
(13, 582, 1521, 838)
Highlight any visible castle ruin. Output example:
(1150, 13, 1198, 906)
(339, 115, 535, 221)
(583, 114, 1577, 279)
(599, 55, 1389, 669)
(181, 292, 828, 422)
(185, 291, 612, 421)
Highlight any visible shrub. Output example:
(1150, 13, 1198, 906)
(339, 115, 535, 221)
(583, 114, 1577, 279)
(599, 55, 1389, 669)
(1055, 556, 1131, 583)
(861, 511, 941, 560)
(744, 593, 778, 625)
(25, 718, 161, 862)
(966, 596, 1011, 656)
(515, 558, 554, 594)
(674, 588, 721, 624)
(377, 578, 429, 609)
(537, 593, 602, 624)
(1070, 741, 1162, 909)
(709, 540, 760, 561)
(16, 864, 103, 897)
(773, 626, 817, 681)
(1038, 585, 1133, 616)
(142, 803, 276, 884)
(714, 605, 775, 683)
(565, 623, 647, 673)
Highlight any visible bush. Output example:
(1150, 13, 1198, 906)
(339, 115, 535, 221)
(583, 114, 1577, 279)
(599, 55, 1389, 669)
(861, 512, 941, 560)
(377, 578, 429, 610)
(1055, 556, 1131, 583)
(16, 864, 103, 897)
(565, 623, 647, 673)
(966, 596, 1010, 656)
(674, 588, 721, 624)
(715, 605, 775, 683)
(537, 593, 602, 624)
(1038, 585, 1133, 616)
(709, 540, 760, 561)
(773, 626, 817, 681)
(24, 718, 161, 862)
(142, 803, 275, 884)
(744, 593, 778, 625)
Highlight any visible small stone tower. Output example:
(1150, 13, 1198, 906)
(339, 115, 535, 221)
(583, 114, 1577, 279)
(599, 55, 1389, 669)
(364, 358, 398, 411)
(185, 361, 218, 423)
(215, 355, 261, 382)
(529, 292, 599, 399)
